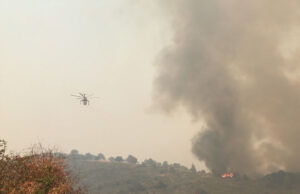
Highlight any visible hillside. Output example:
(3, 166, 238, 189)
(65, 152, 300, 194)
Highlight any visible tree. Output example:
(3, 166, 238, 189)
(190, 164, 197, 173)
(173, 163, 181, 168)
(84, 153, 95, 160)
(143, 159, 157, 167)
(162, 161, 169, 168)
(69, 149, 81, 160)
(0, 139, 6, 159)
(96, 153, 105, 160)
(126, 155, 138, 164)
(115, 156, 124, 162)
(70, 149, 79, 155)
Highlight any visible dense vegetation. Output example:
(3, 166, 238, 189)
(66, 150, 300, 194)
(0, 140, 82, 193)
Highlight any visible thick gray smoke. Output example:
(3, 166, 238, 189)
(154, 0, 300, 176)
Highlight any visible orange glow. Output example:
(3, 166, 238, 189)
(221, 173, 233, 178)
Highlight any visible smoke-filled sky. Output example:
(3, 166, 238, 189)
(1, 0, 300, 175)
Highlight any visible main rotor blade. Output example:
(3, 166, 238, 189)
(71, 94, 81, 97)
(90, 97, 100, 99)
(79, 92, 85, 97)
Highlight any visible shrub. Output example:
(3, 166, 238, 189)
(0, 140, 83, 193)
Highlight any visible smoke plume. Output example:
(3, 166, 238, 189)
(154, 0, 300, 176)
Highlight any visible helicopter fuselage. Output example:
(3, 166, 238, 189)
(81, 97, 89, 105)
(72, 93, 93, 106)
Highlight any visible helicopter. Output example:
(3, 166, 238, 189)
(71, 93, 98, 105)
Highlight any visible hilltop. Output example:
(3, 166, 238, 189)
(64, 151, 300, 194)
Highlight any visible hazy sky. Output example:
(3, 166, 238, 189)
(0, 0, 204, 168)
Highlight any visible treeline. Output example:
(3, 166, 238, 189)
(62, 149, 202, 174)
(67, 153, 208, 194)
